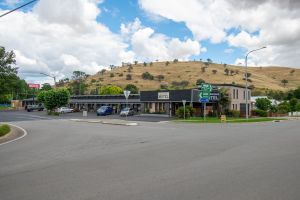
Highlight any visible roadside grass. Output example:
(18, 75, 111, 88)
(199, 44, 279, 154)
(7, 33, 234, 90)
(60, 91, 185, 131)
(0, 124, 11, 137)
(0, 106, 11, 111)
(175, 117, 286, 123)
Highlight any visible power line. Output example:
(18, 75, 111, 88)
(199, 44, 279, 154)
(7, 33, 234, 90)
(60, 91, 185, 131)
(0, 0, 38, 18)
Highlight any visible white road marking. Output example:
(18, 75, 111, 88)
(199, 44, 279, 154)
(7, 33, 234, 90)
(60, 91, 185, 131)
(0, 124, 28, 146)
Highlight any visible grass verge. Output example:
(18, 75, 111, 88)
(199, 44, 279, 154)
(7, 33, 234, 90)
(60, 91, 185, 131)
(175, 117, 286, 123)
(0, 124, 11, 137)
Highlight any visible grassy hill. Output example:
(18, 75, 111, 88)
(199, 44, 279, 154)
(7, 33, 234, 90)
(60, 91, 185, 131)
(84, 61, 300, 92)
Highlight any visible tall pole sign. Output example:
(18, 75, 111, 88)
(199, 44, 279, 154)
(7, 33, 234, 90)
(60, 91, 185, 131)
(199, 83, 212, 121)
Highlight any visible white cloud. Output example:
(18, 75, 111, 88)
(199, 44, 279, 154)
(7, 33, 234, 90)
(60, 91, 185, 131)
(139, 0, 300, 67)
(0, 0, 135, 83)
(121, 18, 202, 61)
(224, 48, 234, 54)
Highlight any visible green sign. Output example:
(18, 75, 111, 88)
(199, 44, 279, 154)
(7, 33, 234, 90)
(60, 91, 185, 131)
(199, 83, 212, 99)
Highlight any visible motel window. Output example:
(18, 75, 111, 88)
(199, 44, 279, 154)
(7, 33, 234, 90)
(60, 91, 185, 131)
(233, 89, 235, 99)
(236, 89, 239, 99)
(232, 104, 235, 110)
(243, 90, 245, 100)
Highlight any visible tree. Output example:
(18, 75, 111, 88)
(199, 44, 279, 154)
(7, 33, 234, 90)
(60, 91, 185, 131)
(289, 98, 298, 112)
(124, 84, 139, 94)
(41, 83, 52, 91)
(37, 90, 46, 103)
(0, 46, 29, 102)
(43, 89, 70, 111)
(201, 66, 206, 73)
(281, 79, 288, 87)
(173, 59, 178, 63)
(219, 88, 230, 114)
(99, 86, 123, 95)
(171, 80, 189, 89)
(207, 58, 213, 63)
(150, 62, 153, 66)
(293, 86, 300, 99)
(165, 61, 170, 66)
(212, 69, 217, 74)
(296, 102, 300, 111)
(143, 62, 147, 67)
(224, 68, 229, 75)
(99, 69, 106, 75)
(196, 79, 205, 85)
(110, 73, 114, 77)
(255, 98, 272, 111)
(290, 69, 295, 76)
(204, 62, 209, 68)
(245, 72, 252, 78)
(134, 61, 138, 65)
(278, 101, 290, 114)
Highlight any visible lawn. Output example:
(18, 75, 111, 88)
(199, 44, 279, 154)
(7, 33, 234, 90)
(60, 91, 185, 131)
(0, 106, 11, 111)
(175, 117, 286, 123)
(0, 124, 11, 137)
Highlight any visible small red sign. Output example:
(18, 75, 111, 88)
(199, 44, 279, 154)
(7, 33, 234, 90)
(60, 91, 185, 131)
(28, 83, 40, 89)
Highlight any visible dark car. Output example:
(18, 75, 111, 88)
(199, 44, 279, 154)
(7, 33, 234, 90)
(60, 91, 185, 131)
(96, 106, 113, 116)
(27, 104, 44, 112)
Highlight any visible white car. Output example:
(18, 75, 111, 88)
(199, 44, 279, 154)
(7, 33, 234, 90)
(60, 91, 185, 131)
(57, 107, 74, 113)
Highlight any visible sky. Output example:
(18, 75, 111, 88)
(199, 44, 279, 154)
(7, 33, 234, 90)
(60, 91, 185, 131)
(0, 0, 300, 85)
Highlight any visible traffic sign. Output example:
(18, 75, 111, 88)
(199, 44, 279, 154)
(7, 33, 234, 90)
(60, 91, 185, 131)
(199, 98, 209, 103)
(124, 90, 131, 99)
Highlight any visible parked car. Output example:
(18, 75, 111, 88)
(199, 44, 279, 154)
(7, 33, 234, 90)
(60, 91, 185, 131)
(97, 106, 113, 116)
(57, 107, 74, 113)
(120, 107, 134, 117)
(27, 104, 44, 112)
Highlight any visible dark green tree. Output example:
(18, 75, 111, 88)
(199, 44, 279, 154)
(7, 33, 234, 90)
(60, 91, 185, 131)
(41, 83, 52, 91)
(255, 98, 272, 111)
(44, 89, 70, 111)
(196, 79, 205, 85)
(124, 84, 139, 94)
(289, 98, 298, 112)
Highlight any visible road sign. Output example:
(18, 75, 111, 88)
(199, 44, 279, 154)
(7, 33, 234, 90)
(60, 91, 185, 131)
(200, 98, 209, 103)
(182, 100, 186, 105)
(124, 90, 131, 99)
(199, 83, 212, 102)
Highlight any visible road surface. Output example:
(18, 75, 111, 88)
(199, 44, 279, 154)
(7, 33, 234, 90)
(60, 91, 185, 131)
(0, 117, 300, 200)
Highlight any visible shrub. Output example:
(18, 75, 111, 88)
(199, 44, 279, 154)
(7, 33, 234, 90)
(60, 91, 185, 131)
(142, 72, 154, 80)
(157, 75, 165, 82)
(224, 110, 240, 117)
(196, 79, 205, 85)
(47, 111, 60, 116)
(124, 84, 139, 94)
(126, 74, 132, 80)
(0, 124, 10, 137)
(119, 73, 123, 77)
(176, 105, 195, 118)
(165, 61, 170, 66)
(254, 109, 268, 117)
(143, 62, 147, 67)
(110, 73, 114, 77)
(212, 69, 217, 74)
(172, 80, 189, 89)
(160, 83, 168, 90)
(91, 79, 96, 83)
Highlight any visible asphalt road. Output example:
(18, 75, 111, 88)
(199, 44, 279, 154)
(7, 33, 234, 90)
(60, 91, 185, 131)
(0, 110, 171, 122)
(1, 119, 300, 200)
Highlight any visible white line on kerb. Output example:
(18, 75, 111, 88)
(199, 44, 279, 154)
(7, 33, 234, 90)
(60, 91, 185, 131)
(0, 124, 28, 146)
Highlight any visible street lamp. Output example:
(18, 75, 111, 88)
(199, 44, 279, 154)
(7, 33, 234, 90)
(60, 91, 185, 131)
(40, 73, 57, 88)
(245, 46, 266, 119)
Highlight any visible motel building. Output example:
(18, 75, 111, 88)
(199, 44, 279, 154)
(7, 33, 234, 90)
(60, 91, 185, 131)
(21, 84, 251, 117)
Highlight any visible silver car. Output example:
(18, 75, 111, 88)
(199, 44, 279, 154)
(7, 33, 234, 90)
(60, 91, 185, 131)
(120, 107, 134, 116)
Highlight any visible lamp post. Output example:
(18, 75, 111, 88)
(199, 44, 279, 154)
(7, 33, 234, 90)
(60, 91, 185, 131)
(40, 73, 57, 88)
(245, 46, 266, 119)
